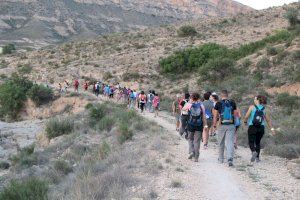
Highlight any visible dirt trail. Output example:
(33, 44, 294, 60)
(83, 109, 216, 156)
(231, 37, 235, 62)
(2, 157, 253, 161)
(140, 111, 263, 200)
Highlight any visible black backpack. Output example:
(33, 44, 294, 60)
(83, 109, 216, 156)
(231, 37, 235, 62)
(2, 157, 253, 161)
(252, 105, 265, 127)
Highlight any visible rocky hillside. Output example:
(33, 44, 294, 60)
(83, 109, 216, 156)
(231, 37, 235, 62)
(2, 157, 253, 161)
(0, 0, 252, 48)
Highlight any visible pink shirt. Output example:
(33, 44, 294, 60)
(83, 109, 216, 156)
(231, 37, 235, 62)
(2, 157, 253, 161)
(153, 96, 160, 107)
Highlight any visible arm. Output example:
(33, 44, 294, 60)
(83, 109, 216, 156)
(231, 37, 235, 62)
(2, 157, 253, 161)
(212, 108, 218, 128)
(172, 101, 176, 114)
(243, 106, 253, 124)
(265, 112, 276, 135)
(201, 105, 208, 127)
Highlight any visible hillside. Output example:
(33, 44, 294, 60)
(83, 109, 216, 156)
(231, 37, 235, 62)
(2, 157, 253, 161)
(0, 0, 252, 48)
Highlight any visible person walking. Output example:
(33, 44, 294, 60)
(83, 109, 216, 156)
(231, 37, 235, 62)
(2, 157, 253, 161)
(202, 92, 214, 149)
(74, 79, 79, 92)
(152, 93, 160, 117)
(243, 95, 276, 163)
(179, 93, 190, 138)
(182, 93, 208, 162)
(172, 94, 181, 131)
(138, 91, 147, 113)
(213, 90, 237, 167)
(83, 81, 88, 91)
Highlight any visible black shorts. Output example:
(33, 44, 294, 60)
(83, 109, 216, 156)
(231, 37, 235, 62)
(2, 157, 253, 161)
(188, 125, 203, 133)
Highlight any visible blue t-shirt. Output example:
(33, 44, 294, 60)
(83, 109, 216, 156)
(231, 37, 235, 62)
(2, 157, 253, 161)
(248, 104, 266, 126)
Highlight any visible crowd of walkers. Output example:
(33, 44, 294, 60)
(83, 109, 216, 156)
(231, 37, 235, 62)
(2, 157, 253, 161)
(58, 79, 277, 167)
(173, 90, 276, 166)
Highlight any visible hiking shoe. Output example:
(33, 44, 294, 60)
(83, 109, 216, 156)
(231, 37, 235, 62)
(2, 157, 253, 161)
(203, 144, 208, 150)
(218, 158, 224, 164)
(188, 153, 195, 160)
(251, 152, 258, 162)
(256, 157, 261, 163)
(194, 158, 199, 162)
(234, 143, 238, 150)
(228, 159, 234, 167)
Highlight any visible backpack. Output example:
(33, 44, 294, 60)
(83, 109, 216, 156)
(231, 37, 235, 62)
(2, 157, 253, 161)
(130, 92, 135, 99)
(75, 80, 79, 87)
(252, 105, 265, 127)
(188, 102, 203, 127)
(205, 109, 213, 120)
(149, 93, 154, 102)
(96, 84, 100, 90)
(220, 100, 234, 125)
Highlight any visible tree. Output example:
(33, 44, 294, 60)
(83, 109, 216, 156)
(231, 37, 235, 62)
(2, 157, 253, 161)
(2, 43, 15, 54)
(284, 8, 299, 28)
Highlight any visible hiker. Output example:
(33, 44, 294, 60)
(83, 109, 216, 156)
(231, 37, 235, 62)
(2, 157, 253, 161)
(129, 90, 136, 109)
(83, 81, 88, 91)
(172, 94, 181, 131)
(213, 90, 237, 167)
(109, 86, 114, 98)
(210, 93, 219, 136)
(64, 80, 69, 92)
(74, 79, 79, 92)
(244, 95, 276, 163)
(152, 93, 160, 117)
(234, 107, 242, 149)
(138, 91, 147, 113)
(147, 90, 155, 113)
(59, 83, 63, 93)
(95, 82, 100, 97)
(202, 92, 214, 149)
(179, 93, 190, 138)
(181, 93, 208, 162)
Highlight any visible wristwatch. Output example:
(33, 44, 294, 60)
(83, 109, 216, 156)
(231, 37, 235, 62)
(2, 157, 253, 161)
(204, 125, 208, 128)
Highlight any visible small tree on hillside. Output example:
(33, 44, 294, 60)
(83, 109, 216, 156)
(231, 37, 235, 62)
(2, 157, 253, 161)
(177, 25, 198, 37)
(284, 8, 299, 28)
(2, 43, 15, 54)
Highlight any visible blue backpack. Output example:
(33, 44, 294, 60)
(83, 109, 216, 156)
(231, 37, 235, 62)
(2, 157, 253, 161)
(188, 102, 203, 127)
(205, 109, 213, 120)
(220, 100, 234, 125)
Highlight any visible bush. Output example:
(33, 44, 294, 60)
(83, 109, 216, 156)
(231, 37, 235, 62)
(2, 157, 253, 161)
(0, 81, 27, 119)
(96, 116, 116, 131)
(54, 160, 73, 175)
(242, 58, 252, 68)
(118, 123, 133, 144)
(199, 57, 235, 82)
(177, 25, 197, 37)
(89, 104, 106, 127)
(10, 144, 37, 168)
(266, 46, 279, 56)
(17, 64, 32, 74)
(276, 93, 300, 111)
(122, 72, 140, 81)
(99, 141, 110, 159)
(103, 71, 113, 81)
(0, 177, 48, 200)
(284, 8, 299, 28)
(2, 43, 15, 55)
(45, 117, 74, 139)
(27, 84, 53, 106)
(264, 144, 300, 160)
(0, 161, 10, 169)
(256, 57, 270, 69)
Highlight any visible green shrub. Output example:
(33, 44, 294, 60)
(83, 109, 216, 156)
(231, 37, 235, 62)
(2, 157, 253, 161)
(256, 57, 270, 69)
(118, 123, 133, 144)
(99, 141, 110, 159)
(199, 57, 235, 82)
(177, 25, 197, 37)
(10, 144, 37, 168)
(264, 144, 300, 160)
(2, 43, 15, 55)
(27, 84, 53, 106)
(0, 177, 48, 200)
(0, 161, 10, 169)
(276, 93, 300, 111)
(45, 117, 74, 139)
(89, 104, 106, 127)
(103, 71, 113, 80)
(0, 81, 27, 119)
(292, 50, 300, 60)
(17, 64, 32, 74)
(284, 8, 299, 28)
(54, 160, 73, 175)
(122, 72, 140, 81)
(96, 116, 115, 131)
(266, 46, 279, 56)
(242, 58, 252, 68)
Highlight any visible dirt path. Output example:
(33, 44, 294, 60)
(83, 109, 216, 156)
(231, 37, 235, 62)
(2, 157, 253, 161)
(139, 110, 299, 200)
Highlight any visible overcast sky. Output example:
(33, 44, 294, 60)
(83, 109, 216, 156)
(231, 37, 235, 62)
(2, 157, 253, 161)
(235, 0, 299, 10)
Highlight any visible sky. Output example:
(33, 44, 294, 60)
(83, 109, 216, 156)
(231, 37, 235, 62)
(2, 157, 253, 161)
(235, 0, 299, 10)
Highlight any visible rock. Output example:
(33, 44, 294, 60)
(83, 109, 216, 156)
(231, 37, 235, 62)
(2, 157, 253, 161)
(0, 161, 10, 170)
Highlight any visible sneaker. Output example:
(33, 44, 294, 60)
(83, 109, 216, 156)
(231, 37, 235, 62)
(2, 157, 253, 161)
(228, 159, 234, 167)
(256, 157, 261, 163)
(234, 143, 238, 150)
(188, 153, 195, 159)
(194, 158, 199, 162)
(251, 152, 258, 162)
(203, 144, 208, 150)
(218, 158, 224, 164)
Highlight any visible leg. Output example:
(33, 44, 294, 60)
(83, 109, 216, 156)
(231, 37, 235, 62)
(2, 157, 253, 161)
(194, 130, 202, 161)
(248, 126, 256, 153)
(188, 131, 195, 156)
(217, 126, 226, 162)
(225, 125, 235, 162)
(255, 126, 265, 159)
